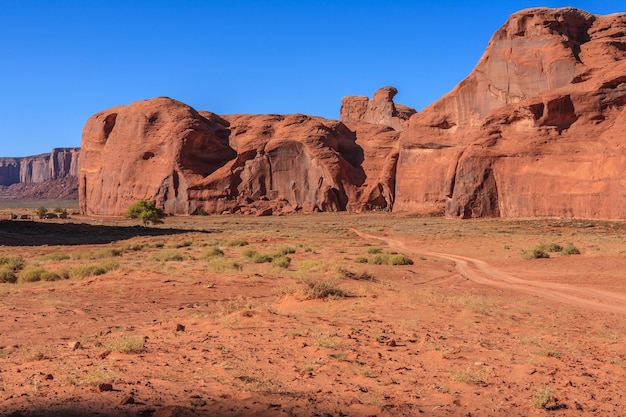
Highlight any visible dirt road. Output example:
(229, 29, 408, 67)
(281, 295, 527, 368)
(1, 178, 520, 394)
(352, 229, 626, 315)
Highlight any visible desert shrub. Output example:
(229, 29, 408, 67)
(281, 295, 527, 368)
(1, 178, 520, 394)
(253, 254, 273, 263)
(207, 258, 242, 272)
(531, 388, 552, 409)
(562, 243, 581, 255)
(225, 239, 249, 247)
(450, 369, 488, 385)
(201, 247, 225, 258)
(354, 256, 368, 264)
(18, 267, 61, 283)
(108, 335, 145, 353)
(124, 244, 145, 252)
(151, 250, 185, 262)
(297, 260, 324, 272)
(72, 248, 121, 260)
(338, 267, 375, 281)
(370, 253, 390, 265)
(242, 248, 257, 258)
(0, 256, 25, 271)
(0, 266, 17, 283)
(40, 252, 71, 261)
(69, 260, 119, 279)
(35, 206, 48, 219)
(172, 241, 193, 248)
(536, 242, 562, 253)
(125, 200, 165, 226)
(367, 247, 383, 254)
(274, 246, 296, 256)
(272, 255, 291, 268)
(522, 246, 550, 259)
(299, 277, 347, 299)
(388, 255, 414, 266)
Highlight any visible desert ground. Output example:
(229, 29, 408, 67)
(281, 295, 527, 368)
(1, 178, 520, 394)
(0, 211, 625, 417)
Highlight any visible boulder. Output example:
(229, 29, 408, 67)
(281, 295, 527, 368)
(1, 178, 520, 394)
(395, 7, 626, 219)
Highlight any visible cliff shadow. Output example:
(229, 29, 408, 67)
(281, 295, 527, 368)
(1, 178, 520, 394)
(0, 220, 208, 247)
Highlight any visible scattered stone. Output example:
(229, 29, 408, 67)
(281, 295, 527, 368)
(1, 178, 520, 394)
(68, 341, 81, 351)
(386, 339, 397, 347)
(98, 383, 113, 392)
(175, 324, 185, 332)
(120, 395, 135, 405)
(99, 350, 111, 359)
(44, 374, 53, 380)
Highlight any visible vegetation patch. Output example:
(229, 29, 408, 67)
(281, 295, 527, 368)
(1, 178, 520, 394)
(108, 335, 146, 353)
(66, 260, 119, 279)
(531, 387, 552, 409)
(18, 266, 61, 283)
(298, 277, 348, 299)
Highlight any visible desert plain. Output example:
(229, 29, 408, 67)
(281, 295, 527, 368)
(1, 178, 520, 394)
(0, 211, 625, 417)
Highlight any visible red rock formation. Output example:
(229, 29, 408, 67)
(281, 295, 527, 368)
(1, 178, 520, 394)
(341, 86, 416, 131)
(79, 7, 625, 220)
(396, 7, 626, 220)
(80, 98, 400, 216)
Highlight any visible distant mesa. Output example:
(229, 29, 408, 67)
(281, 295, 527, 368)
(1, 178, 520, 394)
(7, 7, 626, 220)
(0, 148, 80, 200)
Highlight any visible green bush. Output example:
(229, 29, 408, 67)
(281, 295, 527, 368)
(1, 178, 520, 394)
(271, 255, 291, 268)
(35, 206, 48, 219)
(125, 200, 165, 225)
(367, 247, 383, 254)
(562, 243, 581, 255)
(0, 266, 17, 283)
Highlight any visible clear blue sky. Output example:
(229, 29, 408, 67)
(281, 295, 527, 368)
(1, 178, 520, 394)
(1, 1, 623, 157)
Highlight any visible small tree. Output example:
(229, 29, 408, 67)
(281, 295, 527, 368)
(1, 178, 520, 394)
(125, 200, 165, 226)
(35, 206, 48, 219)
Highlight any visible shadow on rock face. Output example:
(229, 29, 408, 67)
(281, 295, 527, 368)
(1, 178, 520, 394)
(0, 221, 209, 247)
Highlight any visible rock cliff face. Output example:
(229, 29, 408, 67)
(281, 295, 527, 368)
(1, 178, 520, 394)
(0, 148, 80, 199)
(395, 7, 626, 219)
(0, 148, 80, 186)
(79, 7, 625, 220)
(80, 97, 400, 216)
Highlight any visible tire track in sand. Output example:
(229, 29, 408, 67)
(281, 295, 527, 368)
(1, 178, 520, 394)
(351, 229, 626, 315)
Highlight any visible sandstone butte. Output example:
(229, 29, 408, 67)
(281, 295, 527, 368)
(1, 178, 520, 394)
(80, 7, 626, 220)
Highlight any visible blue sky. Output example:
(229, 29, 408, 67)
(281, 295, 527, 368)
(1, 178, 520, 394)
(1, 1, 624, 157)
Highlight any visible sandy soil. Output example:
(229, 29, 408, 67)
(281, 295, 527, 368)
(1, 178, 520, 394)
(0, 213, 625, 417)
